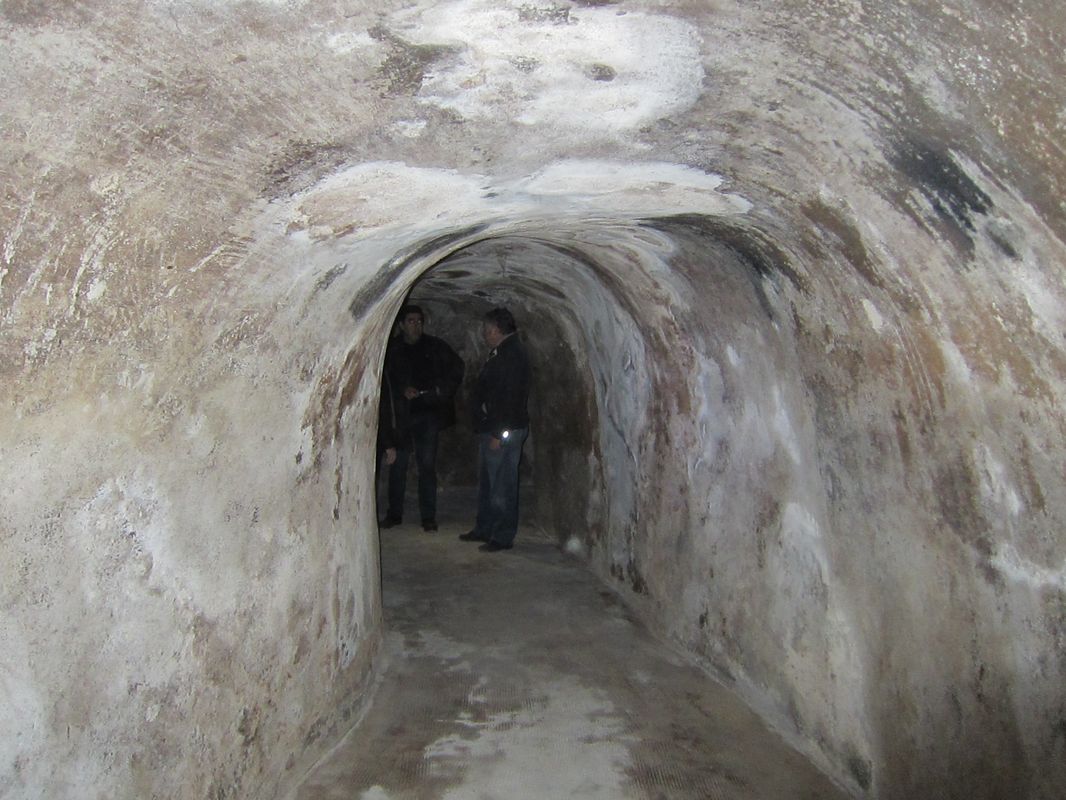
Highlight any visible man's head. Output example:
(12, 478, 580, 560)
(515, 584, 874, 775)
(399, 304, 425, 344)
(482, 307, 516, 348)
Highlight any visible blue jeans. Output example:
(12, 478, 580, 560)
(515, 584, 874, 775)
(387, 416, 440, 523)
(474, 428, 527, 546)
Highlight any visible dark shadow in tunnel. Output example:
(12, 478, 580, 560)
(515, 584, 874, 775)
(364, 213, 791, 550)
(366, 231, 619, 557)
(363, 212, 809, 561)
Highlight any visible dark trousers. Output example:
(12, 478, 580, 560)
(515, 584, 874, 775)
(474, 428, 527, 546)
(387, 415, 440, 523)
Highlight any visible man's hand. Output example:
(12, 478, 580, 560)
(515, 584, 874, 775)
(488, 437, 501, 451)
(384, 447, 397, 465)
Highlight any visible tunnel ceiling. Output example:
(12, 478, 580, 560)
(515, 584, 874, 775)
(3, 0, 1064, 384)
(4, 0, 1065, 317)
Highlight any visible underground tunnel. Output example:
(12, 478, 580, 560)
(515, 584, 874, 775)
(3, 1, 1066, 799)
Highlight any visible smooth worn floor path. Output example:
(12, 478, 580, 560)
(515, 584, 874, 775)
(295, 509, 850, 800)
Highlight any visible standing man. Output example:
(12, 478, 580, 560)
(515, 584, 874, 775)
(380, 304, 464, 532)
(460, 307, 532, 552)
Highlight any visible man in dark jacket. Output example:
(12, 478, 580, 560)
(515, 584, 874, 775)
(380, 304, 464, 532)
(459, 307, 531, 552)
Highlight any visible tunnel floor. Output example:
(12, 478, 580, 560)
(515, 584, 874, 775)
(295, 494, 849, 800)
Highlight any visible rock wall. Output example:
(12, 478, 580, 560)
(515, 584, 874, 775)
(1, 207, 401, 796)
(3, 1, 1065, 798)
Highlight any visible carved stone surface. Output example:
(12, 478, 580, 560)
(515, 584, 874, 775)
(2, 2, 1064, 798)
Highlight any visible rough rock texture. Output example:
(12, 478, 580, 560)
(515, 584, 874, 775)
(2, 1, 1064, 798)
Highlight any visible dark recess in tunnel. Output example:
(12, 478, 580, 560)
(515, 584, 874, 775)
(367, 213, 796, 550)
(368, 227, 670, 548)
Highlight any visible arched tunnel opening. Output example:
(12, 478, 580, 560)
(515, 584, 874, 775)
(381, 216, 804, 574)
(5, 2, 1066, 799)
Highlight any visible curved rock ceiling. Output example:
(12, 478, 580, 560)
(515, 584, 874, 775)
(2, 2, 1064, 798)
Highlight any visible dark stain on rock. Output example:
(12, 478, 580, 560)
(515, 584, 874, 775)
(304, 715, 326, 748)
(933, 456, 992, 557)
(892, 407, 912, 472)
(986, 220, 1021, 259)
(978, 559, 1005, 590)
(846, 748, 873, 791)
(599, 589, 621, 607)
(263, 139, 349, 198)
(369, 25, 457, 95)
(314, 263, 348, 294)
(238, 706, 260, 747)
(754, 495, 781, 570)
(337, 346, 369, 423)
(647, 214, 809, 319)
(801, 199, 885, 289)
(349, 225, 486, 322)
(627, 558, 648, 594)
(303, 367, 339, 459)
(890, 138, 992, 260)
(347, 269, 409, 323)
(293, 633, 310, 665)
(584, 62, 616, 81)
(1018, 439, 1046, 513)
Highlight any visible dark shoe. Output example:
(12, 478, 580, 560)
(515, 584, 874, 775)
(422, 520, 438, 532)
(379, 516, 402, 529)
(459, 530, 487, 542)
(478, 541, 513, 552)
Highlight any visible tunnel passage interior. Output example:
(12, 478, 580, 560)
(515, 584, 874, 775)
(5, 2, 1066, 800)
(385, 218, 800, 562)
(364, 210, 870, 775)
